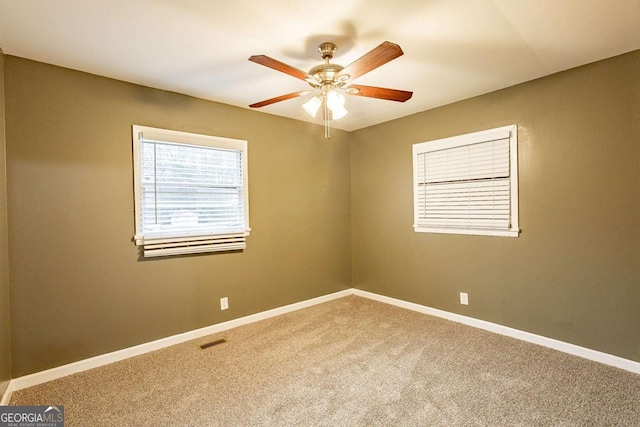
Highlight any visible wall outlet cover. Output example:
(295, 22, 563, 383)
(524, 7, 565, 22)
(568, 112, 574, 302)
(220, 297, 229, 310)
(460, 292, 469, 305)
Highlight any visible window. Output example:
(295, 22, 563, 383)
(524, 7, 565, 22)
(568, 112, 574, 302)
(132, 125, 250, 257)
(413, 125, 519, 237)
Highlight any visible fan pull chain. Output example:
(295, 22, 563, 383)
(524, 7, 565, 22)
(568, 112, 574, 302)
(324, 96, 331, 139)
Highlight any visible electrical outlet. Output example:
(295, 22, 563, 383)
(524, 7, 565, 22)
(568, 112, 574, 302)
(460, 292, 469, 305)
(220, 297, 229, 310)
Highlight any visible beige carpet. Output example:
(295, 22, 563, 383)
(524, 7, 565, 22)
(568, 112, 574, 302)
(9, 296, 640, 426)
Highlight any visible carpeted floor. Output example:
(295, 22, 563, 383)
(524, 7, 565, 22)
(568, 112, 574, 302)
(9, 296, 640, 426)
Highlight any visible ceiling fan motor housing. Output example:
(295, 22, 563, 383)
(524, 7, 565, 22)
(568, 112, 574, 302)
(308, 63, 344, 85)
(307, 42, 346, 87)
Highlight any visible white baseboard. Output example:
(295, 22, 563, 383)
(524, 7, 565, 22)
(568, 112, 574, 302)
(0, 381, 15, 406)
(7, 289, 352, 395)
(4, 287, 639, 401)
(353, 289, 640, 375)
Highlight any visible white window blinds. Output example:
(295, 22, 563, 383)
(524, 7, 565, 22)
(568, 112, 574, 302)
(413, 125, 519, 237)
(133, 126, 250, 257)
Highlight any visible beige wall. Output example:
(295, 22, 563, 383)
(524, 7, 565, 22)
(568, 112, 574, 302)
(0, 48, 11, 395)
(350, 51, 640, 362)
(4, 57, 352, 376)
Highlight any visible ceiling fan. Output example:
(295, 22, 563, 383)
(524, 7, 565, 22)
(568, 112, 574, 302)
(249, 41, 413, 138)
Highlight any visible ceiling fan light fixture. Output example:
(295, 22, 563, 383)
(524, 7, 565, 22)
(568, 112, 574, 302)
(330, 104, 348, 120)
(327, 89, 345, 108)
(326, 89, 347, 119)
(303, 89, 347, 120)
(302, 95, 322, 117)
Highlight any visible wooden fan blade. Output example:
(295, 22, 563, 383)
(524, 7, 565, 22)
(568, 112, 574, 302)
(348, 85, 413, 102)
(249, 55, 311, 81)
(249, 91, 308, 108)
(339, 41, 404, 81)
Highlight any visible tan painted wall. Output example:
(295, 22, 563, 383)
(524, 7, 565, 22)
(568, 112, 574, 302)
(350, 51, 640, 362)
(0, 48, 11, 394)
(5, 57, 352, 376)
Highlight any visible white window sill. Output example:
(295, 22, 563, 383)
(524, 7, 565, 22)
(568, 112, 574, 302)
(413, 226, 520, 238)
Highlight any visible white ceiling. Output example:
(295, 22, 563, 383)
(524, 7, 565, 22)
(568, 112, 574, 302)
(0, 0, 639, 132)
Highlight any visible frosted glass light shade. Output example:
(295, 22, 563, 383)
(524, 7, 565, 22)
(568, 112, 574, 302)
(327, 90, 347, 119)
(326, 90, 345, 108)
(302, 96, 322, 117)
(330, 104, 347, 119)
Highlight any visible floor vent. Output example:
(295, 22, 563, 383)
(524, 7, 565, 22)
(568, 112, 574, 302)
(200, 339, 227, 349)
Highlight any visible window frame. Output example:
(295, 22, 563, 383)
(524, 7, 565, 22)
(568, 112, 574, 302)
(132, 125, 250, 257)
(412, 124, 519, 238)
